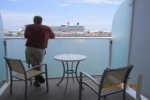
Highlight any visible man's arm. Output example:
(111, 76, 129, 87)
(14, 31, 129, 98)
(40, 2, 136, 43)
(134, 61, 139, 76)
(48, 27, 55, 39)
(24, 26, 28, 38)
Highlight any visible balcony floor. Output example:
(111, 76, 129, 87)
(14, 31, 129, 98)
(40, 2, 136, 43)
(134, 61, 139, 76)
(0, 77, 135, 100)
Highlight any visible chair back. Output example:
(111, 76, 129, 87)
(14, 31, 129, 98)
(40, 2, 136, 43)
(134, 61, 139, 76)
(4, 57, 25, 74)
(100, 65, 133, 90)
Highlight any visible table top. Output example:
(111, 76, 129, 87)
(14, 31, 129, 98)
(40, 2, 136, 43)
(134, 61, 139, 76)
(54, 53, 87, 61)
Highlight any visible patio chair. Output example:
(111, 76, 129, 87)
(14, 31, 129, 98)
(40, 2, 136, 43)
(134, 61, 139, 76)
(79, 65, 133, 100)
(4, 56, 49, 100)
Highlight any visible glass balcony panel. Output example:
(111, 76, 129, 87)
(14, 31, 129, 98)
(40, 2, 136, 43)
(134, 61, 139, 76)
(0, 13, 6, 82)
(6, 38, 110, 78)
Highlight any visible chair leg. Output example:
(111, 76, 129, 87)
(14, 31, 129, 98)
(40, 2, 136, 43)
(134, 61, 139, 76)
(28, 63, 32, 85)
(103, 95, 106, 99)
(98, 97, 101, 100)
(45, 64, 49, 92)
(45, 73, 49, 92)
(79, 82, 82, 100)
(29, 79, 32, 85)
(123, 89, 126, 100)
(98, 94, 101, 100)
(79, 72, 83, 100)
(10, 76, 13, 94)
(25, 80, 28, 100)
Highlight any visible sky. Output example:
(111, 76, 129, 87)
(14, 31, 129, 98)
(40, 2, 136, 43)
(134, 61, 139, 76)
(0, 0, 123, 31)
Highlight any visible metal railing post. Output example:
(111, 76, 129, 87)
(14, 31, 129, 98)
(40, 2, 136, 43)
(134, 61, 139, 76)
(108, 39, 112, 68)
(4, 39, 9, 82)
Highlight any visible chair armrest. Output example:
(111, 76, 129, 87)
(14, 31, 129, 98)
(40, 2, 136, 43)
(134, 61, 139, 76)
(26, 64, 47, 71)
(80, 71, 100, 86)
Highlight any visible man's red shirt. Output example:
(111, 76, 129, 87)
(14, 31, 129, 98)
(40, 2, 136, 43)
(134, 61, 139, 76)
(24, 24, 55, 49)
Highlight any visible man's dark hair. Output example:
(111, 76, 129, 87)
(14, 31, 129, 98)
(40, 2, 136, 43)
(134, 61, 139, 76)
(33, 16, 42, 24)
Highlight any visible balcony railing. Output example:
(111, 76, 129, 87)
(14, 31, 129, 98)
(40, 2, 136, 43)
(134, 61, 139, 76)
(1, 37, 112, 82)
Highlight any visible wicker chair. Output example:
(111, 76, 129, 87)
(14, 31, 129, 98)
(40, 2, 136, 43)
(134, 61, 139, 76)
(4, 56, 49, 100)
(79, 65, 133, 100)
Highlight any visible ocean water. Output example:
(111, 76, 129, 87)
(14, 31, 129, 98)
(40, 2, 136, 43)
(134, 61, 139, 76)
(2, 38, 110, 80)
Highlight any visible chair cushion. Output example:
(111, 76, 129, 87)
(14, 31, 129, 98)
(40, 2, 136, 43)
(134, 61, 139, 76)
(83, 77, 124, 96)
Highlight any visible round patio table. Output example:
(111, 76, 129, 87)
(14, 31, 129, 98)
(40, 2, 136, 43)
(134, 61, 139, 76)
(54, 53, 87, 87)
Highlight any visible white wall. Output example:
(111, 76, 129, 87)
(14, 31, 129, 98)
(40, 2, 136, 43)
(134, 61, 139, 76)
(111, 0, 150, 98)
(129, 0, 150, 98)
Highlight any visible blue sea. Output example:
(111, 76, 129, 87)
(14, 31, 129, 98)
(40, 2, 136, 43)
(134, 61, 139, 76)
(1, 38, 110, 81)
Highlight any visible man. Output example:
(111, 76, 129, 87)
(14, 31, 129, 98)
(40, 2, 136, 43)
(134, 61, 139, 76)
(24, 16, 55, 87)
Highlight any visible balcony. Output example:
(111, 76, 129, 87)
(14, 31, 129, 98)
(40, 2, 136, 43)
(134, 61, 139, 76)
(0, 37, 137, 100)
